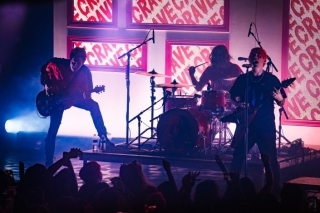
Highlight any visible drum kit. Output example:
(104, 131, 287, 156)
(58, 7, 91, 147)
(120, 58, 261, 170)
(131, 70, 236, 156)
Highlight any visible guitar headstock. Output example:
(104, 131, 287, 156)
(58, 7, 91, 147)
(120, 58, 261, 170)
(92, 85, 105, 94)
(281, 77, 296, 88)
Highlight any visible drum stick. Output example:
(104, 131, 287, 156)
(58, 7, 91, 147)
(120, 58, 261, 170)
(194, 61, 207, 68)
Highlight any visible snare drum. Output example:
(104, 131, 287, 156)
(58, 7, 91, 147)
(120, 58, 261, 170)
(157, 108, 212, 154)
(201, 90, 230, 112)
(165, 95, 198, 111)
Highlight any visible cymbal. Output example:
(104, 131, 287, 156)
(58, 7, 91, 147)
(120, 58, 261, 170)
(134, 70, 170, 78)
(155, 79, 195, 88)
(223, 77, 237, 81)
(155, 83, 195, 88)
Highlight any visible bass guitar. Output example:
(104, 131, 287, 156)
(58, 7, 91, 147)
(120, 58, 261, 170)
(222, 77, 296, 148)
(36, 85, 105, 117)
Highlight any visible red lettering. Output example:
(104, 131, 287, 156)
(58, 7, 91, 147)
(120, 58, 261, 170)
(295, 25, 308, 44)
(86, 0, 97, 11)
(299, 53, 313, 73)
(74, 13, 79, 21)
(171, 58, 181, 75)
(312, 6, 320, 30)
(306, 45, 320, 66)
(314, 72, 320, 86)
(176, 18, 184, 24)
(96, 10, 106, 22)
(173, 46, 186, 65)
(311, 108, 320, 120)
(191, 4, 204, 23)
(132, 7, 143, 23)
(306, 80, 320, 99)
(219, 6, 224, 20)
(137, 0, 151, 20)
(182, 10, 196, 24)
(288, 36, 301, 56)
(110, 49, 124, 66)
(163, 2, 177, 23)
(289, 62, 306, 84)
(155, 8, 169, 24)
(289, 15, 297, 29)
(177, 70, 190, 85)
(101, 43, 115, 57)
(193, 56, 203, 67)
(287, 96, 301, 117)
(207, 0, 218, 8)
(195, 0, 208, 14)
(92, 44, 106, 64)
(291, 0, 304, 17)
(99, 0, 112, 20)
(77, 0, 89, 17)
(302, 17, 318, 39)
(296, 90, 311, 111)
(181, 46, 193, 59)
(87, 16, 97, 21)
(207, 12, 220, 25)
(301, 0, 317, 11)
(148, 0, 159, 12)
(199, 48, 211, 62)
(172, 0, 184, 10)
(86, 52, 97, 65)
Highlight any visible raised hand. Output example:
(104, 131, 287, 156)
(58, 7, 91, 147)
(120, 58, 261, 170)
(162, 159, 171, 172)
(188, 66, 196, 75)
(63, 148, 82, 159)
(182, 171, 200, 190)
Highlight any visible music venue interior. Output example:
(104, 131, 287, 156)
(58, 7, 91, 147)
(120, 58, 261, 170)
(0, 0, 320, 212)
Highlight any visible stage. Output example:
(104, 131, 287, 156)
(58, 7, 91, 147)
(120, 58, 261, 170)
(79, 142, 320, 189)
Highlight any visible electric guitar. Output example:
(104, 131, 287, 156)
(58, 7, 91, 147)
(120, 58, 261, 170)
(225, 77, 296, 148)
(36, 85, 105, 117)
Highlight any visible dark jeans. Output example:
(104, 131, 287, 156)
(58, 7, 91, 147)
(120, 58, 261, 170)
(45, 99, 107, 160)
(230, 124, 280, 186)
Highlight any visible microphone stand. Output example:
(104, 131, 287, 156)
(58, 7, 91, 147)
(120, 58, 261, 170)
(243, 64, 251, 177)
(118, 35, 154, 146)
(248, 25, 278, 72)
(278, 106, 289, 154)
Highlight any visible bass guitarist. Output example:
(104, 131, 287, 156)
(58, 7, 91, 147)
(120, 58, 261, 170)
(40, 47, 114, 167)
(228, 47, 286, 193)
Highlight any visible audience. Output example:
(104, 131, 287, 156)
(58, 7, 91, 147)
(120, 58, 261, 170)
(0, 148, 315, 213)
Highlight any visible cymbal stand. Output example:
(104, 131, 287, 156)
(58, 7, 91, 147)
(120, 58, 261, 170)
(128, 76, 158, 149)
(214, 120, 234, 153)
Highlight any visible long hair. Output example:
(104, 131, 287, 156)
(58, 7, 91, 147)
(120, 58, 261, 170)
(209, 45, 231, 67)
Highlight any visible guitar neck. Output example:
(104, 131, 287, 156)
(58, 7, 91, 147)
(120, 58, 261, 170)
(57, 90, 90, 104)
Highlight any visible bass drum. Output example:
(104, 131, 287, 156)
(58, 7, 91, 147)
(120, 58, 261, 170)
(157, 108, 211, 154)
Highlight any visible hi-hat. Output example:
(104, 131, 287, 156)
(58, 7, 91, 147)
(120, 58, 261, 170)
(134, 69, 170, 78)
(223, 77, 237, 81)
(155, 79, 195, 88)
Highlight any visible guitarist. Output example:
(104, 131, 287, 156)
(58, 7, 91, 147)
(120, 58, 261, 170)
(40, 47, 114, 167)
(228, 47, 286, 193)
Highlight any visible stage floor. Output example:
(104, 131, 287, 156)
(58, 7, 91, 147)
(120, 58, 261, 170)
(2, 134, 320, 193)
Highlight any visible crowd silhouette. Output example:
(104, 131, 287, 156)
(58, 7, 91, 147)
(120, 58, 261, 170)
(0, 148, 315, 213)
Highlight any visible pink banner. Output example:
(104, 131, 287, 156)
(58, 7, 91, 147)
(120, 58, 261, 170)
(282, 0, 320, 126)
(127, 0, 229, 31)
(68, 37, 147, 72)
(165, 40, 228, 95)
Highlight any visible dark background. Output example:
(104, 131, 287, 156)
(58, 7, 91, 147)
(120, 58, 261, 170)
(0, 0, 53, 146)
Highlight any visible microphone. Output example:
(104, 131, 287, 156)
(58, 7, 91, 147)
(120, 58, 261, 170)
(247, 23, 252, 37)
(152, 29, 155, 44)
(238, 57, 248, 61)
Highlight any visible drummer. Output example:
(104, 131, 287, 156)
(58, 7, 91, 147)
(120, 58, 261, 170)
(188, 45, 242, 91)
